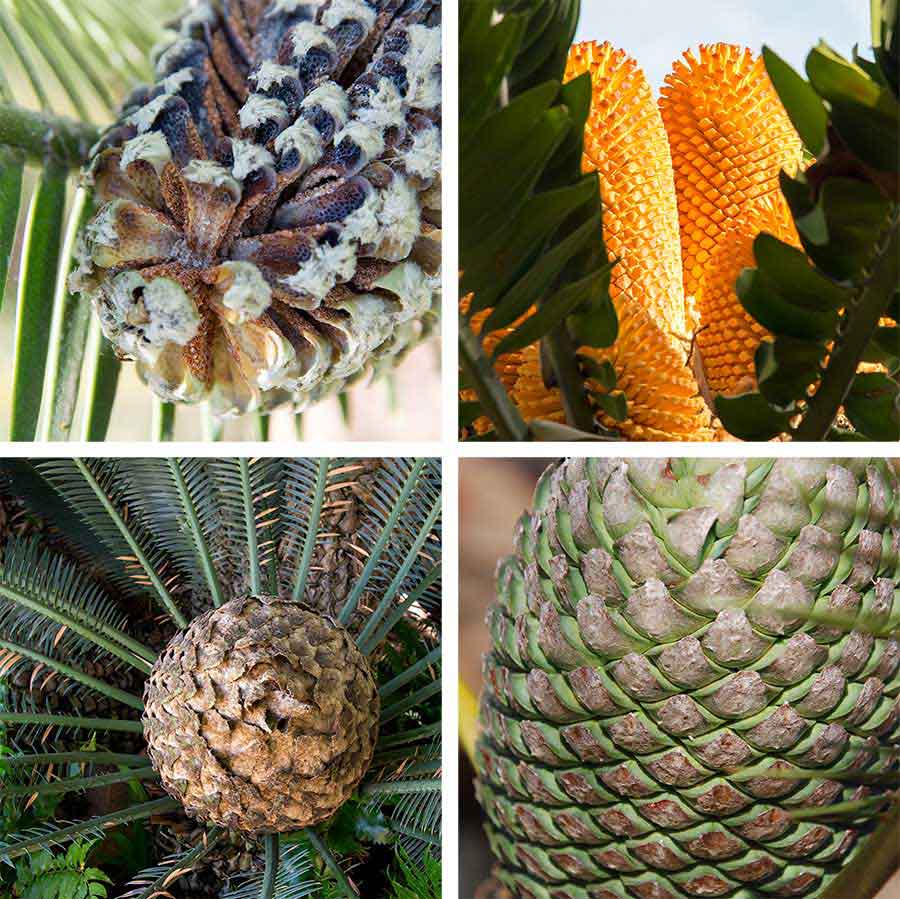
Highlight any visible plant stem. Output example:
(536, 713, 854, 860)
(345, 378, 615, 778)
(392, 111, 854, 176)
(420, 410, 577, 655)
(305, 829, 358, 897)
(261, 834, 279, 899)
(794, 210, 900, 440)
(0, 797, 179, 859)
(541, 322, 596, 432)
(459, 316, 529, 440)
(0, 102, 98, 169)
(819, 801, 900, 899)
(0, 765, 158, 798)
(0, 712, 143, 732)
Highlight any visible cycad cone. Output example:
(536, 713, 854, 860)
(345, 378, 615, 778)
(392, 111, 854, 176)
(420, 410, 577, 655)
(476, 457, 900, 899)
(467, 43, 804, 440)
(144, 595, 379, 833)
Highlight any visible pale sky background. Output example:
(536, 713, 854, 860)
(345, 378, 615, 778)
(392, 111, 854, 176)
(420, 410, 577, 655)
(575, 0, 870, 89)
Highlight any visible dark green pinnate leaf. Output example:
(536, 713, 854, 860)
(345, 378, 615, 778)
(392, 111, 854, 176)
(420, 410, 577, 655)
(462, 175, 597, 315)
(752, 233, 850, 310)
(715, 392, 793, 441)
(579, 356, 616, 390)
(528, 419, 611, 441)
(763, 47, 827, 154)
(595, 391, 626, 422)
(483, 210, 600, 332)
(806, 41, 884, 107)
(40, 189, 93, 442)
(737, 267, 838, 340)
(567, 261, 617, 348)
(459, 3, 527, 143)
(755, 336, 827, 407)
(461, 105, 571, 253)
(458, 401, 483, 428)
(491, 266, 612, 358)
(503, 0, 579, 96)
(541, 71, 593, 185)
(461, 81, 558, 189)
(805, 41, 900, 172)
(10, 163, 67, 441)
(843, 371, 900, 439)
(78, 328, 121, 442)
(870, 324, 900, 360)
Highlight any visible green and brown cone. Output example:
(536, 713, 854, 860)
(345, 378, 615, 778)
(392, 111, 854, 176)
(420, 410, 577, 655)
(475, 458, 900, 898)
(144, 594, 379, 833)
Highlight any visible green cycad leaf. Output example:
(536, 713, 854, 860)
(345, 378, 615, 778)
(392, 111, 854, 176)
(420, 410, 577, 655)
(0, 535, 154, 672)
(208, 457, 284, 596)
(10, 162, 67, 441)
(78, 321, 121, 442)
(843, 371, 900, 439)
(0, 0, 176, 123)
(762, 47, 827, 154)
(0, 143, 23, 310)
(119, 831, 224, 899)
(33, 458, 185, 623)
(39, 187, 92, 441)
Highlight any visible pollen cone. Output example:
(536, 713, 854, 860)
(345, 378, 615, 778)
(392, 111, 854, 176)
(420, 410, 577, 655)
(660, 44, 805, 393)
(509, 42, 714, 441)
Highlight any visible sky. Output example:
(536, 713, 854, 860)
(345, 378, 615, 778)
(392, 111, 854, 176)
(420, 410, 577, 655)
(575, 0, 871, 90)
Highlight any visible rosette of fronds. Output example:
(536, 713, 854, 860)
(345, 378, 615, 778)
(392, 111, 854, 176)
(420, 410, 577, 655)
(714, 0, 900, 441)
(0, 0, 441, 442)
(458, 0, 620, 442)
(0, 457, 441, 898)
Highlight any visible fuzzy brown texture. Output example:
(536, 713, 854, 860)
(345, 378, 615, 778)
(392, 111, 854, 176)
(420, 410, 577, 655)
(143, 594, 379, 833)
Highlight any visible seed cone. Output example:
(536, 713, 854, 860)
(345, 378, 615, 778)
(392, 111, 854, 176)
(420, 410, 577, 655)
(476, 458, 900, 899)
(144, 594, 379, 833)
(72, 0, 442, 416)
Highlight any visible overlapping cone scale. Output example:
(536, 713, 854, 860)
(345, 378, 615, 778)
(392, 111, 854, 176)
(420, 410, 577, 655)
(476, 457, 900, 899)
(143, 594, 379, 833)
(72, 0, 442, 416)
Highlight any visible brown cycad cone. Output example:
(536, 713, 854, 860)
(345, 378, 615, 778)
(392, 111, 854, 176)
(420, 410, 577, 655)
(143, 594, 379, 833)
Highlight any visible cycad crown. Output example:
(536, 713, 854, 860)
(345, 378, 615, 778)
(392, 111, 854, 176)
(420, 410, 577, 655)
(476, 457, 899, 899)
(0, 457, 441, 897)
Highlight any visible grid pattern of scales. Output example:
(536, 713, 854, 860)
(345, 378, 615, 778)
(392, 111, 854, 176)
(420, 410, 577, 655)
(72, 0, 442, 416)
(475, 457, 900, 899)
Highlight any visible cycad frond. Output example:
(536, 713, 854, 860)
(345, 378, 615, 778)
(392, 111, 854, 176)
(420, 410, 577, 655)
(208, 457, 285, 597)
(222, 839, 318, 899)
(113, 458, 227, 609)
(0, 0, 177, 123)
(118, 828, 224, 899)
(0, 536, 154, 672)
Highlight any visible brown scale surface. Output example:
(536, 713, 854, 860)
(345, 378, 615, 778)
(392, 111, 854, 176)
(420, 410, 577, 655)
(143, 594, 379, 833)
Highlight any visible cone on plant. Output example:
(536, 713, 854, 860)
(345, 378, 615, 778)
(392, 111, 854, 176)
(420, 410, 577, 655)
(475, 457, 900, 898)
(144, 594, 379, 833)
(464, 41, 807, 440)
(71, 0, 442, 416)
